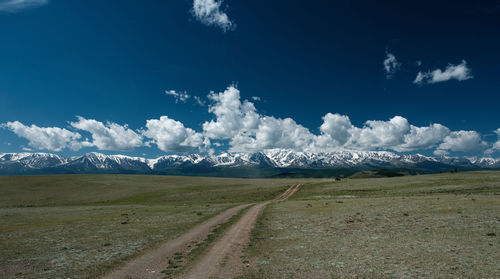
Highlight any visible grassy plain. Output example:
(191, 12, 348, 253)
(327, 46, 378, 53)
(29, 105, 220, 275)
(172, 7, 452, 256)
(240, 171, 500, 278)
(0, 174, 313, 278)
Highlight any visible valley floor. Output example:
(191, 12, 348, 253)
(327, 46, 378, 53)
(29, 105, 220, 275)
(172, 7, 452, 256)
(0, 175, 308, 278)
(0, 171, 498, 278)
(239, 171, 500, 278)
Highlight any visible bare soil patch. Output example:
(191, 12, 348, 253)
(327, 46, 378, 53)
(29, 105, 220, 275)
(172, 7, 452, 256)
(180, 184, 303, 279)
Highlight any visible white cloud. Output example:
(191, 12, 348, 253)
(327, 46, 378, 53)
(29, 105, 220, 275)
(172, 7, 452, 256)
(434, 130, 487, 155)
(2, 121, 87, 151)
(3, 86, 493, 156)
(165, 90, 191, 103)
(229, 116, 315, 153)
(70, 117, 143, 151)
(251, 96, 261, 101)
(165, 90, 206, 106)
(349, 116, 411, 150)
(414, 60, 473, 85)
(192, 0, 235, 32)
(319, 113, 353, 146)
(201, 87, 459, 154)
(383, 52, 401, 79)
(194, 96, 206, 106)
(414, 72, 425, 84)
(494, 128, 500, 150)
(142, 116, 206, 152)
(0, 0, 47, 12)
(202, 86, 316, 153)
(433, 149, 449, 156)
(485, 128, 500, 154)
(396, 124, 451, 152)
(316, 116, 451, 153)
(202, 85, 260, 139)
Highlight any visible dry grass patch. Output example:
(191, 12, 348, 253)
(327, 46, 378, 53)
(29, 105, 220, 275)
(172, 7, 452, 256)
(0, 174, 318, 278)
(241, 171, 500, 278)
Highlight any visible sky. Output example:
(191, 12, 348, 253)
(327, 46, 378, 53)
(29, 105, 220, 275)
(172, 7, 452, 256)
(0, 0, 499, 158)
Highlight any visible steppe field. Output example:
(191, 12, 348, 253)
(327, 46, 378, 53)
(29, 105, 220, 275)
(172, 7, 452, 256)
(1, 171, 499, 279)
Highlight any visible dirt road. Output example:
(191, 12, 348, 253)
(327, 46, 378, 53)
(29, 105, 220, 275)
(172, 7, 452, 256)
(104, 184, 302, 279)
(180, 184, 303, 279)
(104, 203, 251, 279)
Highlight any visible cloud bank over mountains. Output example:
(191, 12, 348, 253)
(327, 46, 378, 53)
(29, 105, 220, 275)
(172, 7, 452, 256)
(2, 121, 87, 151)
(2, 85, 497, 156)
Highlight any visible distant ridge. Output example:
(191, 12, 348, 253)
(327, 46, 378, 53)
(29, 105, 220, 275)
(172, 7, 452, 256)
(0, 150, 498, 177)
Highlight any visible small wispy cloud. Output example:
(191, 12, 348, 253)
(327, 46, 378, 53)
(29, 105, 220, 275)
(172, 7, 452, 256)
(414, 60, 473, 85)
(0, 0, 48, 12)
(165, 89, 207, 106)
(383, 51, 401, 79)
(192, 0, 235, 32)
(165, 90, 191, 103)
(194, 96, 206, 106)
(251, 96, 261, 101)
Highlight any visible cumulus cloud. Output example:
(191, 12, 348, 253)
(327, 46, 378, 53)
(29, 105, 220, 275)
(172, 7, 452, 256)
(70, 117, 143, 151)
(230, 117, 315, 153)
(319, 113, 353, 146)
(396, 124, 451, 152)
(3, 86, 493, 155)
(316, 116, 451, 153)
(0, 0, 47, 12)
(202, 85, 260, 140)
(1, 121, 87, 151)
(485, 128, 500, 154)
(201, 86, 458, 154)
(383, 51, 401, 79)
(349, 116, 410, 150)
(494, 128, 500, 150)
(192, 0, 235, 32)
(165, 90, 191, 103)
(414, 60, 473, 85)
(202, 86, 317, 153)
(142, 116, 206, 152)
(434, 130, 487, 155)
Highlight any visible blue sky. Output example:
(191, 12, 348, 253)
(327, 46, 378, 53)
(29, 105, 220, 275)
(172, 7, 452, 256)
(1, 0, 499, 158)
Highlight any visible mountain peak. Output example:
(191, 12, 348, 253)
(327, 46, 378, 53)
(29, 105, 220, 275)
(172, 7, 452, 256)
(0, 150, 498, 176)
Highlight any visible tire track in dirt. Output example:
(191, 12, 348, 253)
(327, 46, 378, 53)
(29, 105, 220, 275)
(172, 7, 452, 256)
(180, 184, 303, 279)
(104, 203, 251, 279)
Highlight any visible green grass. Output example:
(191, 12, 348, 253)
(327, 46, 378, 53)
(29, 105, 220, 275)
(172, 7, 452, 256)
(0, 174, 317, 208)
(292, 171, 500, 200)
(239, 171, 500, 278)
(0, 174, 316, 278)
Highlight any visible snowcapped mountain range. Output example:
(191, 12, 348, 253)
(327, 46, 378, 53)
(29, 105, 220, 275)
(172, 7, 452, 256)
(0, 150, 499, 176)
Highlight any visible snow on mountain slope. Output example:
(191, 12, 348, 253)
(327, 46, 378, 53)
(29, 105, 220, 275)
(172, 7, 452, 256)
(0, 149, 498, 174)
(0, 153, 67, 169)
